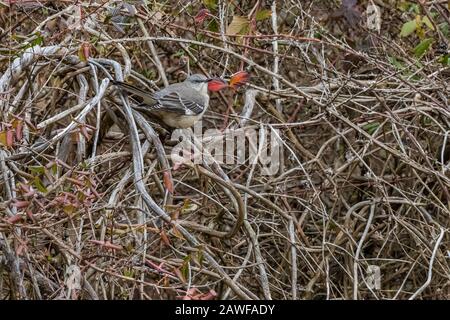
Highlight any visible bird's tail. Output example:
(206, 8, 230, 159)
(111, 80, 156, 105)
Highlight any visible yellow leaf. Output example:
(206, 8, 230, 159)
(172, 225, 185, 240)
(0, 130, 13, 147)
(0, 131, 7, 146)
(63, 204, 74, 215)
(226, 16, 249, 35)
(255, 9, 271, 21)
(181, 202, 199, 214)
(422, 16, 435, 30)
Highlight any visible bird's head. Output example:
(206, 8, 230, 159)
(186, 73, 229, 94)
(186, 74, 210, 94)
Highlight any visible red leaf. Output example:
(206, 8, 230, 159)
(181, 288, 217, 300)
(6, 129, 14, 147)
(18, 183, 36, 198)
(18, 182, 31, 193)
(12, 119, 23, 141)
(79, 125, 90, 140)
(23, 191, 35, 198)
(78, 42, 91, 62)
(16, 244, 25, 256)
(12, 200, 30, 209)
(145, 260, 174, 275)
(66, 177, 85, 187)
(174, 268, 186, 283)
(15, 122, 23, 141)
(160, 230, 171, 246)
(89, 240, 123, 251)
(200, 289, 217, 300)
(25, 209, 35, 221)
(182, 288, 199, 300)
(163, 170, 174, 193)
(6, 215, 24, 224)
(90, 186, 101, 199)
(194, 8, 210, 24)
(102, 241, 123, 251)
(229, 71, 250, 89)
(207, 78, 228, 92)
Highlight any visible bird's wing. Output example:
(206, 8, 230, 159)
(112, 80, 157, 105)
(149, 91, 205, 115)
(113, 80, 206, 115)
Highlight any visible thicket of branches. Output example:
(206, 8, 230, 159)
(0, 1, 449, 300)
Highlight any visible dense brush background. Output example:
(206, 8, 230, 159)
(0, 0, 449, 299)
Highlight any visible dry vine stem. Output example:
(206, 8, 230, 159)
(0, 2, 449, 300)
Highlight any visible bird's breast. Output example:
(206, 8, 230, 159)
(157, 111, 204, 128)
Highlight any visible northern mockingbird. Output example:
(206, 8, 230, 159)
(112, 74, 226, 128)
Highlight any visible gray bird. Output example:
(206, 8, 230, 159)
(112, 74, 214, 128)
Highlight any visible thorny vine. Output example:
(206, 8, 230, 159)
(0, 1, 449, 300)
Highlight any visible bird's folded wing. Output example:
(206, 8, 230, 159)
(149, 91, 205, 115)
(112, 80, 157, 105)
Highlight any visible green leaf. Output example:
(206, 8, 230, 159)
(31, 33, 44, 46)
(439, 54, 449, 66)
(388, 56, 405, 70)
(123, 268, 134, 277)
(255, 9, 272, 21)
(397, 1, 411, 12)
(314, 32, 322, 39)
(173, 49, 185, 58)
(20, 33, 44, 51)
(142, 69, 155, 79)
(439, 22, 449, 37)
(363, 122, 380, 135)
(414, 38, 433, 58)
(196, 249, 204, 267)
(422, 116, 432, 126)
(207, 19, 219, 32)
(33, 177, 47, 193)
(29, 166, 46, 175)
(51, 163, 58, 175)
(400, 20, 417, 37)
(410, 4, 420, 14)
(180, 255, 191, 282)
(398, 1, 420, 13)
(203, 0, 217, 10)
(422, 16, 434, 30)
(226, 16, 250, 35)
